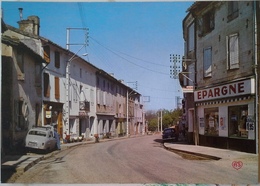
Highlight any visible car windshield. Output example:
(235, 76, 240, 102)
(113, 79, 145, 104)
(164, 129, 175, 133)
(29, 130, 47, 137)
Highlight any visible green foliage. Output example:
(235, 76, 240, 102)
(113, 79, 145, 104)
(146, 108, 183, 131)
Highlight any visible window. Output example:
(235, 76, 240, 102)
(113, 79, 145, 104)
(35, 63, 41, 87)
(17, 48, 24, 73)
(55, 51, 60, 68)
(203, 47, 212, 77)
(198, 11, 215, 37)
(97, 77, 100, 87)
(72, 83, 78, 103)
(227, 33, 239, 69)
(15, 100, 28, 130)
(204, 107, 219, 136)
(43, 73, 50, 98)
(80, 68, 82, 78)
(35, 103, 40, 126)
(43, 45, 50, 63)
(188, 23, 195, 52)
(229, 105, 248, 138)
(227, 1, 238, 22)
(55, 76, 60, 99)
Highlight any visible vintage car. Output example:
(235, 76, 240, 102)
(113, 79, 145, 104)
(162, 127, 179, 142)
(25, 126, 57, 152)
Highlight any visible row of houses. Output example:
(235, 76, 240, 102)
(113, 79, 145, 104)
(180, 1, 259, 153)
(1, 15, 146, 155)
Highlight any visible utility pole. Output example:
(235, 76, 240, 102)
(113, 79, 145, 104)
(65, 27, 88, 137)
(157, 113, 159, 132)
(160, 110, 163, 132)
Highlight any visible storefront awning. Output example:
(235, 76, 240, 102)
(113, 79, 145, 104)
(196, 95, 252, 106)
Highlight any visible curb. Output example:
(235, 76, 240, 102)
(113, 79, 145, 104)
(16, 156, 44, 173)
(163, 143, 221, 160)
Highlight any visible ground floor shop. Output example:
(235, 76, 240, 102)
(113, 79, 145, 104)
(97, 115, 116, 138)
(43, 101, 63, 137)
(67, 114, 95, 141)
(194, 78, 256, 153)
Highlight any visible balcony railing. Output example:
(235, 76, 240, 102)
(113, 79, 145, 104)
(79, 101, 90, 112)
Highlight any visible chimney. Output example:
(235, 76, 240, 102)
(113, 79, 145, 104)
(18, 14, 40, 36)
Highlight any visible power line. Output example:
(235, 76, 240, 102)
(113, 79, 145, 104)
(90, 36, 169, 76)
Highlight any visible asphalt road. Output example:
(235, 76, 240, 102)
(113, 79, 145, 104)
(12, 134, 257, 184)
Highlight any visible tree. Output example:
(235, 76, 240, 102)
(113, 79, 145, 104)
(146, 108, 183, 132)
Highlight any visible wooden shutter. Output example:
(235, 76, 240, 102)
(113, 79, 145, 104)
(55, 76, 60, 99)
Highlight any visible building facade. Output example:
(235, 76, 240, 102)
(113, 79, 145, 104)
(181, 11, 196, 144)
(1, 13, 145, 154)
(182, 1, 259, 153)
(2, 21, 46, 154)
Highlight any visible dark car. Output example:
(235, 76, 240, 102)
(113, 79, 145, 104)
(162, 128, 179, 142)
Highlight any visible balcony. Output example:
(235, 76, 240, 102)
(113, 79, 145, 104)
(79, 101, 90, 112)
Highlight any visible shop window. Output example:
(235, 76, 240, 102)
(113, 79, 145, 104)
(203, 47, 212, 78)
(55, 51, 60, 68)
(204, 107, 219, 136)
(227, 33, 239, 70)
(227, 1, 239, 22)
(228, 105, 248, 138)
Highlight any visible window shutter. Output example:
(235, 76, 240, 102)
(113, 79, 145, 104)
(55, 76, 60, 99)
(229, 34, 239, 69)
(44, 73, 50, 98)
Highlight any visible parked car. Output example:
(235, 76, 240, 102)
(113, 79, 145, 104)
(162, 128, 179, 142)
(25, 126, 57, 152)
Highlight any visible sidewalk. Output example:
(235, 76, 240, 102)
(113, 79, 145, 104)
(163, 142, 258, 162)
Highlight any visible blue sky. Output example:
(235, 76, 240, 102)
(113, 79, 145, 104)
(1, 1, 193, 111)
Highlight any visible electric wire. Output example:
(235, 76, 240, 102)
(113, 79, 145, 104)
(76, 3, 181, 105)
(89, 36, 169, 76)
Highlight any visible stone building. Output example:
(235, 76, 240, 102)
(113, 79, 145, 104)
(1, 19, 46, 154)
(181, 1, 259, 153)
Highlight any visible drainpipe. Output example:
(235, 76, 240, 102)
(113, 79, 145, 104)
(194, 17, 198, 146)
(253, 1, 259, 155)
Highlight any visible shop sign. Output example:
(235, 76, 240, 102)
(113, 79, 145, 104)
(194, 78, 255, 102)
(246, 115, 254, 131)
(220, 117, 226, 130)
(182, 86, 194, 93)
(46, 111, 52, 118)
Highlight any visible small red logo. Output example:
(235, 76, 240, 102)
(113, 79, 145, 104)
(232, 161, 243, 170)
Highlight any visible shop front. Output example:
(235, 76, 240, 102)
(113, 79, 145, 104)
(194, 78, 256, 153)
(43, 101, 63, 137)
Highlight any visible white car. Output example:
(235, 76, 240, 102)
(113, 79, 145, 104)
(25, 126, 57, 152)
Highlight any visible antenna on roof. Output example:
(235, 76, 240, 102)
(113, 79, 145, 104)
(18, 8, 23, 20)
